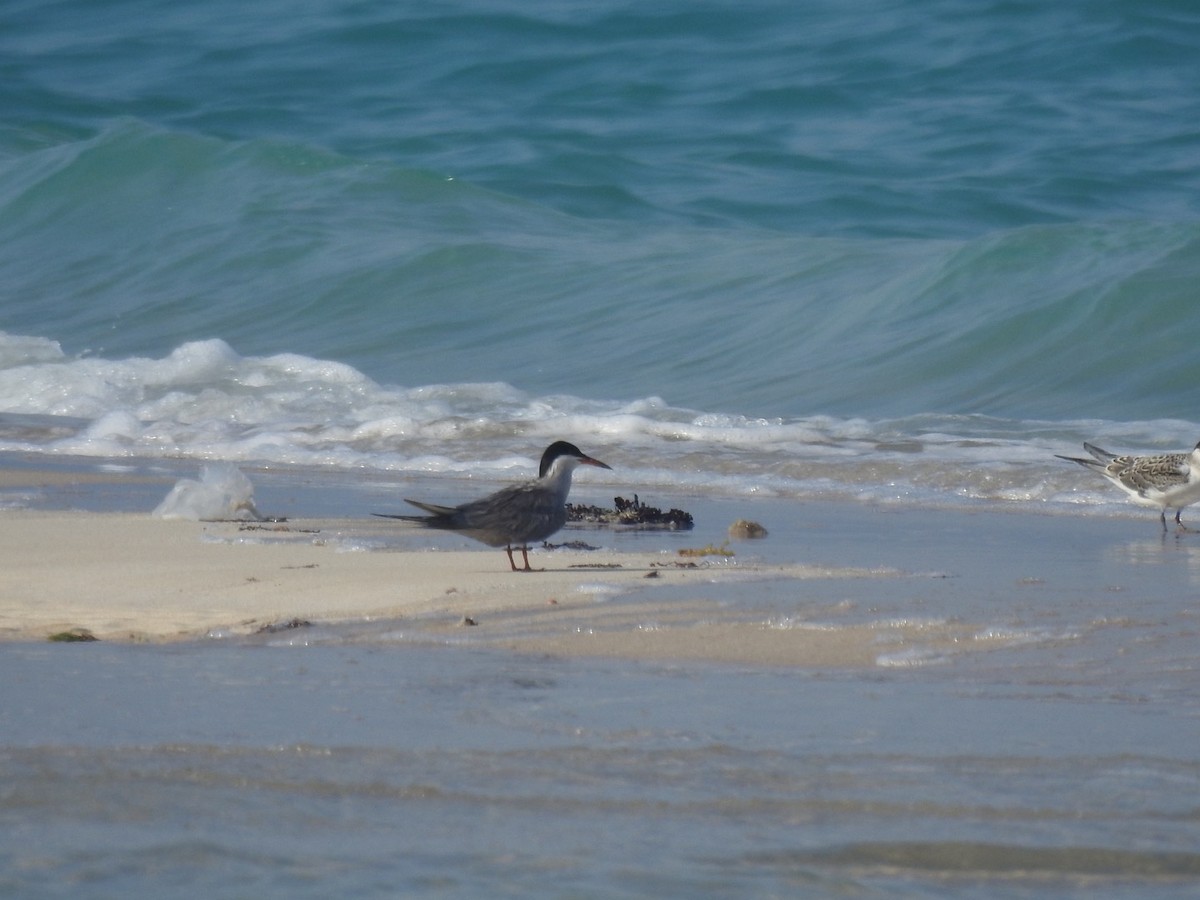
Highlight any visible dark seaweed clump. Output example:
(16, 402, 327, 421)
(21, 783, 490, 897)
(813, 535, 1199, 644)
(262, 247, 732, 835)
(48, 628, 98, 642)
(566, 495, 694, 530)
(255, 617, 313, 634)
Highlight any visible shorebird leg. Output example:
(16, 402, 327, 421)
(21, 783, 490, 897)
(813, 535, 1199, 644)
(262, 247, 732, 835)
(1160, 510, 1169, 532)
(504, 545, 538, 572)
(1174, 510, 1196, 534)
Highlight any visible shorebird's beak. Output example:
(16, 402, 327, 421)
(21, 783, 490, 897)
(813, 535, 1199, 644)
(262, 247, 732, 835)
(580, 455, 612, 470)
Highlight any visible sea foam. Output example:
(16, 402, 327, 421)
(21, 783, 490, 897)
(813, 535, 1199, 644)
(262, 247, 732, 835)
(1, 330, 1198, 519)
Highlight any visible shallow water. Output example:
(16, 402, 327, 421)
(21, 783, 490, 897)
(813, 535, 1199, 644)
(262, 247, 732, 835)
(3, 490, 1199, 898)
(3, 640, 1198, 898)
(4, 1, 1200, 893)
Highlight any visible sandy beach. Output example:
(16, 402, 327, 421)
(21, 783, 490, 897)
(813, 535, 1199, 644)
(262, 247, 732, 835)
(4, 456, 1199, 670)
(0, 459, 1017, 669)
(0, 457, 900, 659)
(5, 461, 1200, 899)
(0, 504, 904, 666)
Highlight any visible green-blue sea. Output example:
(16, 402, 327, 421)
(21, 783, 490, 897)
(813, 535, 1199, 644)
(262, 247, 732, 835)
(2, 1, 1200, 896)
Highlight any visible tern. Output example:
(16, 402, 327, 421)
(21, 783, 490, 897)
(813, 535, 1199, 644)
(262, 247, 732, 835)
(1056, 441, 1200, 532)
(375, 441, 612, 571)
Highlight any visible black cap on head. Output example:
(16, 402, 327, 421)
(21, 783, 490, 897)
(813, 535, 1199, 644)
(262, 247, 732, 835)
(539, 441, 584, 477)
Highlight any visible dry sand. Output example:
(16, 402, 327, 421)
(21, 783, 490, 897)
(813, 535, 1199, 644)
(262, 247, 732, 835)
(0, 509, 630, 640)
(0, 506, 922, 664)
(3, 461, 1043, 667)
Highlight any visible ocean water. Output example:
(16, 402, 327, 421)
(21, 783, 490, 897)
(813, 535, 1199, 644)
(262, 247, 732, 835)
(3, 636, 1199, 899)
(3, 0, 1200, 513)
(3, 497, 1200, 899)
(3, 1, 1200, 896)
(4, 500, 1200, 898)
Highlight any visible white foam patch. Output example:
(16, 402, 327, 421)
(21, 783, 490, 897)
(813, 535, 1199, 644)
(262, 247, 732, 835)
(876, 647, 952, 667)
(0, 332, 65, 369)
(153, 462, 262, 521)
(2, 329, 1197, 518)
(576, 582, 624, 598)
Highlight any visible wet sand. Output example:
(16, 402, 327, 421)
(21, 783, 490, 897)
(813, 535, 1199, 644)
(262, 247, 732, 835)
(6, 462, 1199, 899)
(3, 458, 1197, 670)
(0, 506, 889, 656)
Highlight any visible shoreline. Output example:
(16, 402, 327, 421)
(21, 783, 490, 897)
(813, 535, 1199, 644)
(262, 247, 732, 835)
(3, 457, 1193, 669)
(0, 507, 877, 649)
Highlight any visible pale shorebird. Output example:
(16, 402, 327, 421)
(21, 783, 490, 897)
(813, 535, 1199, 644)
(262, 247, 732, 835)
(1056, 441, 1200, 532)
(375, 441, 612, 571)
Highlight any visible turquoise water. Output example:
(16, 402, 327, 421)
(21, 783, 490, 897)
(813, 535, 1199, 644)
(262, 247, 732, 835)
(3, 1, 1200, 512)
(3, 500, 1200, 899)
(3, 0, 1199, 427)
(3, 4, 1200, 896)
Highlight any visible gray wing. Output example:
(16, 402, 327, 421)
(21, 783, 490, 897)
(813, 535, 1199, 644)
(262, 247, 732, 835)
(1082, 443, 1116, 463)
(372, 499, 461, 526)
(1057, 442, 1121, 472)
(454, 482, 569, 546)
(1114, 454, 1190, 496)
(403, 499, 460, 517)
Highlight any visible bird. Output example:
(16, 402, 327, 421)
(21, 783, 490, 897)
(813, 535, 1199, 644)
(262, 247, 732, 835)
(375, 441, 612, 571)
(1056, 441, 1200, 532)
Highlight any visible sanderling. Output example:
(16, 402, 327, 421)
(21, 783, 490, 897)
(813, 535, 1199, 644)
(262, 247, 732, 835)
(1056, 441, 1200, 532)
